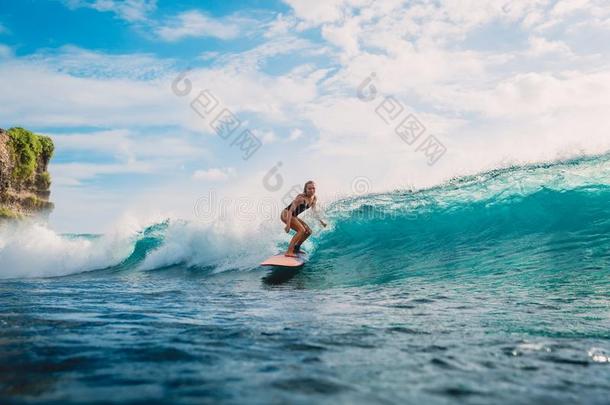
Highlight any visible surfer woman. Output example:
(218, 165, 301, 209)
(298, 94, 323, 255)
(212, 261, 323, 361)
(281, 180, 327, 257)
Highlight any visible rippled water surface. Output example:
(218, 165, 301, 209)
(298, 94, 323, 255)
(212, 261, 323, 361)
(2, 269, 609, 404)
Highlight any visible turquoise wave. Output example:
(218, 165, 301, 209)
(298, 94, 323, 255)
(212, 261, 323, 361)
(304, 154, 610, 287)
(101, 154, 610, 286)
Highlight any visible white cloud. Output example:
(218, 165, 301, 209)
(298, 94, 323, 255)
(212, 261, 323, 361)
(526, 36, 573, 56)
(44, 128, 214, 194)
(282, 0, 372, 28)
(25, 45, 172, 80)
(50, 129, 209, 163)
(252, 129, 277, 144)
(192, 167, 236, 182)
(50, 161, 152, 186)
(212, 36, 325, 71)
(156, 10, 240, 41)
(0, 46, 217, 131)
(288, 128, 303, 141)
(0, 61, 183, 128)
(551, 0, 590, 18)
(263, 13, 299, 38)
(0, 43, 325, 134)
(65, 0, 156, 22)
(432, 70, 610, 119)
(322, 17, 361, 56)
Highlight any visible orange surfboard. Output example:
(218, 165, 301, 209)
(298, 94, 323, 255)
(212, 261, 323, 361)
(261, 252, 307, 267)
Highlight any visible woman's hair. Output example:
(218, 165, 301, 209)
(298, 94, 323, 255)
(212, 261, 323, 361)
(303, 180, 315, 194)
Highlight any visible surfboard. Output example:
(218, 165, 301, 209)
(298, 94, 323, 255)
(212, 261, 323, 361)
(260, 252, 307, 267)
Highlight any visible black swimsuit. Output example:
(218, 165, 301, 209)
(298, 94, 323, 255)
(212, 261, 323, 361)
(285, 199, 310, 217)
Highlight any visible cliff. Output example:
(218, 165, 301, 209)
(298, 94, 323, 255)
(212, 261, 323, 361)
(0, 127, 54, 219)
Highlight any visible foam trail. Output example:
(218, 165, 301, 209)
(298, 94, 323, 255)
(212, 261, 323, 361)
(138, 218, 282, 272)
(0, 220, 137, 279)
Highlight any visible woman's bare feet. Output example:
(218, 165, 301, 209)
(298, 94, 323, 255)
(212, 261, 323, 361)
(285, 252, 298, 258)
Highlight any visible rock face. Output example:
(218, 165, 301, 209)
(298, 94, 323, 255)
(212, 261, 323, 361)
(0, 127, 54, 219)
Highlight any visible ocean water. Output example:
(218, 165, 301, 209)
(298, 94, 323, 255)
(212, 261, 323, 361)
(1, 155, 610, 404)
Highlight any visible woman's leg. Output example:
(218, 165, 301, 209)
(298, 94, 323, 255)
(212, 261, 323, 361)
(295, 218, 312, 250)
(286, 218, 306, 256)
(281, 211, 306, 256)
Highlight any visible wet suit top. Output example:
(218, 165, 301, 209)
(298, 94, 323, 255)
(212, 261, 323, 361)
(285, 199, 310, 217)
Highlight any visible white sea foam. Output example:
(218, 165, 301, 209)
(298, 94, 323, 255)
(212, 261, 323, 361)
(137, 217, 283, 273)
(0, 209, 289, 279)
(0, 214, 155, 279)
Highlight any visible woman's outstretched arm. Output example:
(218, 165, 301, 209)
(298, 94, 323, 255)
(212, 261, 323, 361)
(311, 196, 327, 227)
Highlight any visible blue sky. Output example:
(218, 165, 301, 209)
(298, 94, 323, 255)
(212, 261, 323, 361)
(1, 0, 610, 232)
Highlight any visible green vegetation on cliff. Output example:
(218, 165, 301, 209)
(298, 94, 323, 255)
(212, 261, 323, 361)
(36, 172, 52, 190)
(0, 126, 54, 219)
(0, 206, 21, 220)
(6, 127, 54, 189)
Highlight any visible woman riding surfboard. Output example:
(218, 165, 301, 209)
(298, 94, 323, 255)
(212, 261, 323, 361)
(281, 180, 327, 257)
